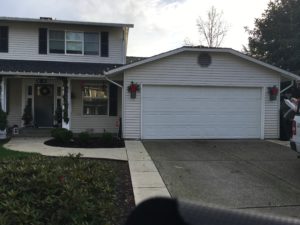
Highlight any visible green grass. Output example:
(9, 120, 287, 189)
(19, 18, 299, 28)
(0, 140, 37, 159)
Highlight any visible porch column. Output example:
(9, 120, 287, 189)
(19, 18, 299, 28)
(1, 77, 7, 112)
(62, 78, 71, 130)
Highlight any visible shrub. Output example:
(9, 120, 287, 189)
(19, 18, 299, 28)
(78, 132, 91, 145)
(51, 128, 73, 143)
(21, 100, 33, 126)
(0, 155, 128, 225)
(101, 132, 114, 146)
(0, 107, 7, 131)
(54, 103, 62, 126)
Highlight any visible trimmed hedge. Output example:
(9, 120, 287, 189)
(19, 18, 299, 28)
(0, 155, 128, 225)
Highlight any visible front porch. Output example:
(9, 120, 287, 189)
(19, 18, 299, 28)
(2, 76, 122, 135)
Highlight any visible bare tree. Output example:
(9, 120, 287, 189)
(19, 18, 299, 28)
(197, 6, 229, 47)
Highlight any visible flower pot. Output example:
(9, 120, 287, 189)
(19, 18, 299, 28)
(130, 92, 136, 99)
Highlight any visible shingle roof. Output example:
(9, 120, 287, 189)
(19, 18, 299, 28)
(126, 56, 148, 64)
(0, 59, 122, 75)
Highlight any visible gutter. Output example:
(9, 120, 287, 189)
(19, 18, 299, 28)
(104, 75, 123, 88)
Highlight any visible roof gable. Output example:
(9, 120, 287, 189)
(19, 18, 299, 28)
(105, 47, 300, 81)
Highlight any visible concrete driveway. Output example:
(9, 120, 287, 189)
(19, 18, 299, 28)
(143, 140, 300, 219)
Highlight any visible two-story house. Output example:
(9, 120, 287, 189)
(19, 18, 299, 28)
(0, 16, 132, 134)
(0, 16, 299, 140)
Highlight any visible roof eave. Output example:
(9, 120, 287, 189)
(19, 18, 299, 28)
(0, 71, 105, 78)
(0, 17, 134, 28)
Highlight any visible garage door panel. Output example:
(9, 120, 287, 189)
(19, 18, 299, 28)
(144, 99, 260, 112)
(143, 113, 259, 124)
(142, 86, 261, 139)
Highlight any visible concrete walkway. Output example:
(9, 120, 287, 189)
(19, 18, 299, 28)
(3, 137, 170, 205)
(4, 137, 128, 160)
(267, 139, 290, 148)
(126, 140, 171, 204)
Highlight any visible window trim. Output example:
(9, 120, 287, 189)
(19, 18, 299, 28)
(82, 83, 110, 116)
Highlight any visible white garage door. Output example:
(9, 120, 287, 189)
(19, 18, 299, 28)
(142, 85, 262, 139)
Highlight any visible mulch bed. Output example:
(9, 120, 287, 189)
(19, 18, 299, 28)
(44, 137, 125, 148)
(106, 159, 135, 224)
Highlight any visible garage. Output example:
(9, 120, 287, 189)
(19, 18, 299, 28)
(142, 85, 262, 139)
(106, 47, 299, 139)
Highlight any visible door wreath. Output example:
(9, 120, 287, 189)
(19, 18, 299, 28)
(40, 86, 50, 96)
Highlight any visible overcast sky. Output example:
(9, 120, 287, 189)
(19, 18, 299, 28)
(0, 0, 271, 56)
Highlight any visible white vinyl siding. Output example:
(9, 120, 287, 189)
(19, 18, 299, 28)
(71, 80, 121, 133)
(0, 22, 124, 64)
(124, 51, 281, 139)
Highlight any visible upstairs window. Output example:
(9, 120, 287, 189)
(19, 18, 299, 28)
(84, 32, 99, 55)
(49, 30, 65, 53)
(0, 26, 8, 53)
(48, 30, 108, 56)
(66, 31, 83, 54)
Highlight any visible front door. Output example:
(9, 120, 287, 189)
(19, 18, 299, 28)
(34, 84, 54, 127)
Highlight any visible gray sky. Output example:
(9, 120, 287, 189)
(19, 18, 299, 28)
(0, 0, 271, 56)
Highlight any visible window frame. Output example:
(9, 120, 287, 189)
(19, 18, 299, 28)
(48, 30, 102, 56)
(48, 30, 65, 54)
(82, 83, 110, 116)
(84, 32, 100, 56)
(65, 30, 84, 55)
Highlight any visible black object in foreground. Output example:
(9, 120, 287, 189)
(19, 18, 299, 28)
(125, 197, 300, 225)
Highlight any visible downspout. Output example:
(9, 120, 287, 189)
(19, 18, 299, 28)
(104, 75, 124, 138)
(281, 80, 295, 119)
(280, 80, 294, 94)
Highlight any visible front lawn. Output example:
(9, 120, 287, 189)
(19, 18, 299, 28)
(0, 152, 134, 225)
(0, 144, 36, 159)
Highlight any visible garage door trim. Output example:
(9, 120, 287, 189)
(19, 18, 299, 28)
(140, 84, 265, 140)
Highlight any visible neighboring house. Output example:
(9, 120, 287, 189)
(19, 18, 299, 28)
(0, 16, 133, 133)
(0, 17, 299, 140)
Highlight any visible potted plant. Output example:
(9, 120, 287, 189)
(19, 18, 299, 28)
(22, 100, 33, 127)
(268, 85, 279, 101)
(127, 81, 140, 99)
(54, 103, 62, 127)
(0, 107, 7, 139)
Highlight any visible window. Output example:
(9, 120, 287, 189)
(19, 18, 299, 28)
(0, 26, 8, 53)
(84, 32, 99, 55)
(48, 30, 107, 56)
(49, 30, 65, 53)
(83, 84, 108, 115)
(66, 31, 83, 54)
